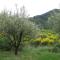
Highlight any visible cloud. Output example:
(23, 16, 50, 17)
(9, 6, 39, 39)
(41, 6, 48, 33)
(0, 0, 59, 16)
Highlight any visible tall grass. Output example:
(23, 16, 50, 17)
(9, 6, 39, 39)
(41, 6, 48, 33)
(0, 47, 60, 60)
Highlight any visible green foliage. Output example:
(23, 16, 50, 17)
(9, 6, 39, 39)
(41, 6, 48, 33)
(31, 30, 60, 46)
(48, 10, 60, 33)
(0, 33, 11, 51)
(0, 8, 39, 55)
(51, 43, 60, 53)
(31, 9, 60, 29)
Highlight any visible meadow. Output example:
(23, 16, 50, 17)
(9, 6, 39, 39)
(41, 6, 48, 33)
(0, 47, 60, 60)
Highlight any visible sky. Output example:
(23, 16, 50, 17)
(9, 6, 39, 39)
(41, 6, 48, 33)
(0, 0, 60, 17)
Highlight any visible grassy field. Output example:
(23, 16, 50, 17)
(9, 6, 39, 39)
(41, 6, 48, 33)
(0, 47, 60, 60)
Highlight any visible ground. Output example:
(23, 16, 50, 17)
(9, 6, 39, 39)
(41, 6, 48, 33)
(0, 47, 60, 60)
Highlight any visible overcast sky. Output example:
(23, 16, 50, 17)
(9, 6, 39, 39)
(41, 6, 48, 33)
(0, 0, 60, 17)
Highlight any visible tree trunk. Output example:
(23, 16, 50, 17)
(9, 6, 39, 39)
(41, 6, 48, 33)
(14, 31, 24, 55)
(15, 46, 18, 55)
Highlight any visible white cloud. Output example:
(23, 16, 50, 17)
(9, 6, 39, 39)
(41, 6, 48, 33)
(0, 0, 60, 16)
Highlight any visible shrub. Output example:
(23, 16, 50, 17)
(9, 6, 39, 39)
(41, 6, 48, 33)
(30, 30, 60, 46)
(50, 43, 60, 53)
(0, 34, 11, 51)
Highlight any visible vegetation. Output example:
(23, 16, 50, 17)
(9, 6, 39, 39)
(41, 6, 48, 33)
(0, 5, 60, 60)
(31, 9, 60, 29)
(0, 7, 39, 55)
(31, 30, 60, 46)
(0, 47, 60, 60)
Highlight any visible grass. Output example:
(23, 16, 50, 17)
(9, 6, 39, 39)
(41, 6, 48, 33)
(0, 47, 60, 60)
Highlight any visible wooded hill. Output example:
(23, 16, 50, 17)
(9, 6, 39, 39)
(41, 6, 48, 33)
(31, 9, 60, 29)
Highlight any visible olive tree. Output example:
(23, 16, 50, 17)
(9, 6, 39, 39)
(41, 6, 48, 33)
(0, 8, 39, 55)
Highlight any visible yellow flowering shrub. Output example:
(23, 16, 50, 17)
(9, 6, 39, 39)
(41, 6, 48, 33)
(31, 30, 60, 46)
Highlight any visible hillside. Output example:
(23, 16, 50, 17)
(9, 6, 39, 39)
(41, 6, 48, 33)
(33, 9, 60, 20)
(31, 9, 60, 29)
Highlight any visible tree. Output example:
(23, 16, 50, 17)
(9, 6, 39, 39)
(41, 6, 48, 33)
(0, 7, 39, 55)
(48, 10, 60, 33)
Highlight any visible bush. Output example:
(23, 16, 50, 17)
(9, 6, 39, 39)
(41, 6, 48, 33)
(0, 34, 11, 51)
(30, 30, 60, 46)
(50, 43, 60, 53)
(31, 41, 40, 47)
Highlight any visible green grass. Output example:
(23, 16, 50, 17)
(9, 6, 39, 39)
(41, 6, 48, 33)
(0, 47, 60, 60)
